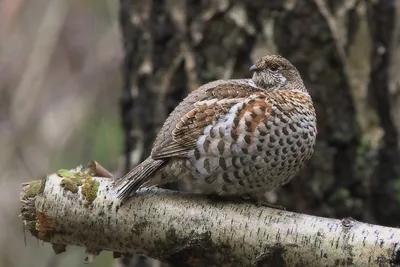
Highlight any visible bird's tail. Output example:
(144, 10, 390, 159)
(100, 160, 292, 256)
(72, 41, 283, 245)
(113, 157, 165, 202)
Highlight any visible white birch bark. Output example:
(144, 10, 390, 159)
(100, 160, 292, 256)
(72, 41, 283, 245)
(20, 168, 400, 267)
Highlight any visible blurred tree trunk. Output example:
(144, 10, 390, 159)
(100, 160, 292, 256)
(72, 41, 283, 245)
(118, 0, 400, 266)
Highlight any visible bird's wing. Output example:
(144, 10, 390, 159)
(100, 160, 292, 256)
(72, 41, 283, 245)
(151, 83, 263, 159)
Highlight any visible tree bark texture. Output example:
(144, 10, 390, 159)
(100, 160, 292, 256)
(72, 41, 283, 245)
(118, 0, 400, 266)
(20, 172, 400, 267)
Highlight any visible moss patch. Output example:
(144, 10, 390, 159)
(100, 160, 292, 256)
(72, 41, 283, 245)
(60, 176, 84, 193)
(27, 179, 45, 197)
(56, 169, 74, 178)
(57, 169, 84, 193)
(57, 167, 101, 206)
(81, 176, 100, 207)
(57, 169, 85, 193)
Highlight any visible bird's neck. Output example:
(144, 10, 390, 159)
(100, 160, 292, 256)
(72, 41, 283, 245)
(288, 79, 308, 94)
(252, 74, 281, 90)
(252, 76, 308, 94)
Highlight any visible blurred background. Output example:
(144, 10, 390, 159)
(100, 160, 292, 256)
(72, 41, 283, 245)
(1, 0, 121, 266)
(2, 0, 400, 267)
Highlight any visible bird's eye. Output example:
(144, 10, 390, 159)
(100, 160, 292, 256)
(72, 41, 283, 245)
(270, 65, 279, 72)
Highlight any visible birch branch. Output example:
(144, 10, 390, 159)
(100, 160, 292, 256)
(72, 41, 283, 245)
(20, 164, 400, 267)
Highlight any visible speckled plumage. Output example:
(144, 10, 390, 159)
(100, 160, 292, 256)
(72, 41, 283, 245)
(114, 55, 317, 202)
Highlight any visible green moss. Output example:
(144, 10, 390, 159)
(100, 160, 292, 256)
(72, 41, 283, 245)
(27, 179, 45, 197)
(57, 169, 85, 193)
(60, 175, 84, 193)
(56, 168, 100, 205)
(81, 176, 100, 207)
(56, 169, 74, 178)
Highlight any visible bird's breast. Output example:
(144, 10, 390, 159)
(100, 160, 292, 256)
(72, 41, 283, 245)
(184, 92, 316, 195)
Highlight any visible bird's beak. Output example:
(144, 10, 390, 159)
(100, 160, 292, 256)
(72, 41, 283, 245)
(249, 64, 258, 72)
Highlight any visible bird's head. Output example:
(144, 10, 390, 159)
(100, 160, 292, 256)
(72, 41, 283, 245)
(250, 55, 306, 92)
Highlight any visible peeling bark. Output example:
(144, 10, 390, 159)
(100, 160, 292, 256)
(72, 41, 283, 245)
(20, 170, 400, 267)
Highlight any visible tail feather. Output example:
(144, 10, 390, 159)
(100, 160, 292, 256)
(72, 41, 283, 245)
(113, 157, 165, 201)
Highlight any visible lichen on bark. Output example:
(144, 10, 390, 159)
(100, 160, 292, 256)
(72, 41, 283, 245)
(27, 178, 45, 197)
(56, 167, 100, 204)
(58, 170, 84, 193)
(81, 175, 100, 207)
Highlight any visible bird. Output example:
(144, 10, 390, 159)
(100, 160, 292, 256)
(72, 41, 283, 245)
(113, 55, 317, 203)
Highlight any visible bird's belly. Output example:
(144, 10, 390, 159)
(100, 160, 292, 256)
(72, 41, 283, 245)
(185, 120, 316, 196)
